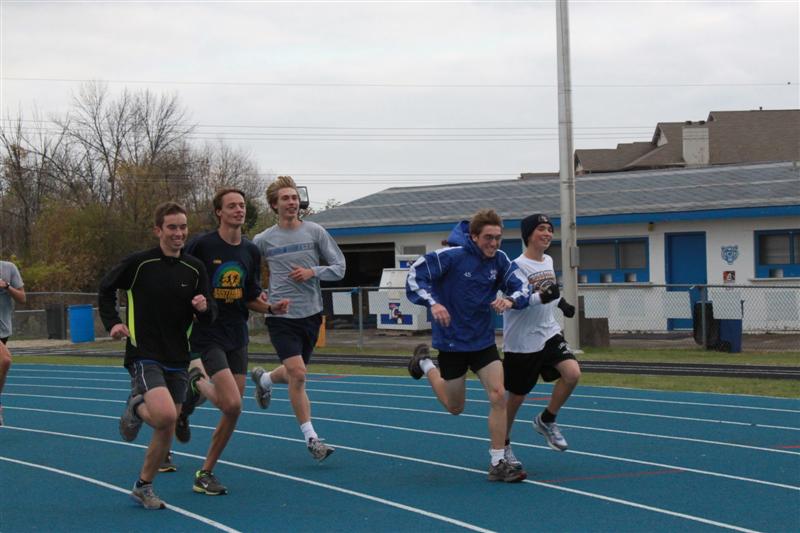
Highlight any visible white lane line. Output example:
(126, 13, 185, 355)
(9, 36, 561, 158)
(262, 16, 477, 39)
(11, 368, 800, 413)
(11, 375, 129, 383)
(213, 433, 763, 533)
(1, 421, 762, 533)
(0, 425, 494, 533)
(0, 455, 241, 533)
(7, 387, 800, 450)
(282, 387, 800, 432)
(9, 368, 800, 415)
(8, 379, 800, 427)
(9, 383, 127, 392)
(301, 378, 800, 414)
(288, 399, 800, 457)
(11, 364, 119, 372)
(7, 404, 799, 492)
(566, 393, 800, 414)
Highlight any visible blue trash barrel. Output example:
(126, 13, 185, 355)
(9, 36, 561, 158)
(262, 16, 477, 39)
(68, 304, 95, 343)
(717, 300, 744, 353)
(718, 319, 743, 353)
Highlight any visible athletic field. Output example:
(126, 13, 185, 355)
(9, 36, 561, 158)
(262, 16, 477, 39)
(1, 362, 798, 532)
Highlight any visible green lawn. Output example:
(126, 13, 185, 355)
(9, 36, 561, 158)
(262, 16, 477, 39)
(577, 347, 799, 366)
(12, 351, 800, 399)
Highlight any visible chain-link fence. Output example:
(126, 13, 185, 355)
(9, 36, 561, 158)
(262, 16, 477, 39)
(8, 285, 800, 349)
(329, 284, 800, 333)
(10, 292, 102, 340)
(579, 284, 800, 333)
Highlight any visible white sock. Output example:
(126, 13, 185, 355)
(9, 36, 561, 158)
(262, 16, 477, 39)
(300, 421, 318, 443)
(490, 448, 505, 466)
(420, 358, 435, 376)
(259, 371, 273, 388)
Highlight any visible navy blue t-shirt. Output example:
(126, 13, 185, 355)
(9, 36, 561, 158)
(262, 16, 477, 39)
(186, 231, 263, 352)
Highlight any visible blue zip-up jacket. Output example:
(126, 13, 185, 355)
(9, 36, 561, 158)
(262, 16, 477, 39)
(406, 221, 529, 352)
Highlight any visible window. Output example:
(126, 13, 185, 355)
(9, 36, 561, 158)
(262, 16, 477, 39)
(794, 235, 800, 264)
(755, 230, 800, 278)
(551, 238, 649, 283)
(619, 241, 647, 269)
(759, 234, 790, 264)
(581, 243, 616, 269)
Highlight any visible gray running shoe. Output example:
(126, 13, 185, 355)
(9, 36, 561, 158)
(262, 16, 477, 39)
(175, 412, 191, 444)
(408, 344, 431, 380)
(130, 482, 166, 510)
(503, 445, 523, 470)
(158, 451, 177, 473)
(119, 394, 144, 442)
(534, 413, 568, 451)
(488, 460, 527, 483)
(251, 367, 272, 409)
(307, 437, 335, 463)
(193, 470, 227, 495)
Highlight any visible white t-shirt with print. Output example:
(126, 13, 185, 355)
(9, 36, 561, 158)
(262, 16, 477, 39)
(502, 253, 562, 353)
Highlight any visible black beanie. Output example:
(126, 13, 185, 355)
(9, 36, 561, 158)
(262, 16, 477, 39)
(520, 213, 554, 245)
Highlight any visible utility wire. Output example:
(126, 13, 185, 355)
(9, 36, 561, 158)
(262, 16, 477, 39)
(3, 76, 795, 89)
(0, 117, 658, 131)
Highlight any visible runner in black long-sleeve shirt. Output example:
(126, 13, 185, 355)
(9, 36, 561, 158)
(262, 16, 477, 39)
(98, 201, 216, 510)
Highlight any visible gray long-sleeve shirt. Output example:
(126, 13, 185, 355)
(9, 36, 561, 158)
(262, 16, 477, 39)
(253, 220, 346, 319)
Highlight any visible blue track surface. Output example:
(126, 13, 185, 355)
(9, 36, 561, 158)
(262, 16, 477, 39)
(1, 363, 798, 532)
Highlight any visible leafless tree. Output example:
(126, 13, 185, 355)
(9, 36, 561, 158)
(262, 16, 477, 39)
(0, 112, 69, 256)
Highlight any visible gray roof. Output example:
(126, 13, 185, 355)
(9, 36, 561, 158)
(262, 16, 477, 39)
(308, 161, 800, 229)
(574, 142, 654, 172)
(575, 109, 800, 173)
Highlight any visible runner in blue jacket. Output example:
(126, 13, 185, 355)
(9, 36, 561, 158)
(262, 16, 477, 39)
(406, 209, 529, 482)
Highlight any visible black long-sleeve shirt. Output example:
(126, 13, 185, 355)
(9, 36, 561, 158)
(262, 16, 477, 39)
(98, 247, 216, 367)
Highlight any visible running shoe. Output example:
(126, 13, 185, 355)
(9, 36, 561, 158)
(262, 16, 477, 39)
(182, 367, 206, 417)
(130, 482, 166, 510)
(503, 444, 523, 470)
(193, 470, 228, 495)
(158, 452, 177, 473)
(533, 413, 568, 451)
(251, 367, 272, 409)
(307, 437, 335, 463)
(175, 412, 191, 444)
(408, 344, 431, 380)
(487, 460, 527, 483)
(119, 394, 144, 442)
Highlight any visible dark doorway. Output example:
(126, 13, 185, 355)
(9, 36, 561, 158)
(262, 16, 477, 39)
(333, 242, 395, 288)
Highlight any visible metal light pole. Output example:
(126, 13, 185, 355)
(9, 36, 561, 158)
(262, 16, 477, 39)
(556, 0, 580, 349)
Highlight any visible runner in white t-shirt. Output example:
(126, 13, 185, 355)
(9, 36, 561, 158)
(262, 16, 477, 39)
(502, 214, 580, 471)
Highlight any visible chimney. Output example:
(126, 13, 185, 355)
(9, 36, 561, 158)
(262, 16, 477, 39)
(683, 121, 709, 166)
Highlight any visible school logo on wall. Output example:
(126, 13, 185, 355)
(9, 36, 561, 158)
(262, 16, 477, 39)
(721, 245, 739, 265)
(381, 302, 412, 325)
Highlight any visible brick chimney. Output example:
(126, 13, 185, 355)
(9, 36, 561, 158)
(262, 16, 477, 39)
(682, 121, 710, 166)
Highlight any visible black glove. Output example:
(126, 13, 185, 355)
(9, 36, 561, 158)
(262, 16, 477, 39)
(539, 280, 560, 304)
(558, 298, 576, 318)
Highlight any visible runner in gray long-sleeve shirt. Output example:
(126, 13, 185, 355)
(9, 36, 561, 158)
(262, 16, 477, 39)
(251, 176, 346, 462)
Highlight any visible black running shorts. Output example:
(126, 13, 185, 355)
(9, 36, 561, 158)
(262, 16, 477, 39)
(126, 359, 189, 404)
(503, 333, 576, 395)
(201, 345, 248, 377)
(437, 344, 501, 381)
(266, 313, 323, 365)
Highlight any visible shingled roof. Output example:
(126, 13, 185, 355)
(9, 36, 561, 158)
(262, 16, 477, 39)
(707, 110, 800, 164)
(575, 109, 800, 173)
(308, 161, 800, 230)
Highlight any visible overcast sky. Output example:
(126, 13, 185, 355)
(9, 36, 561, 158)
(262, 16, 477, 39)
(1, 1, 798, 208)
